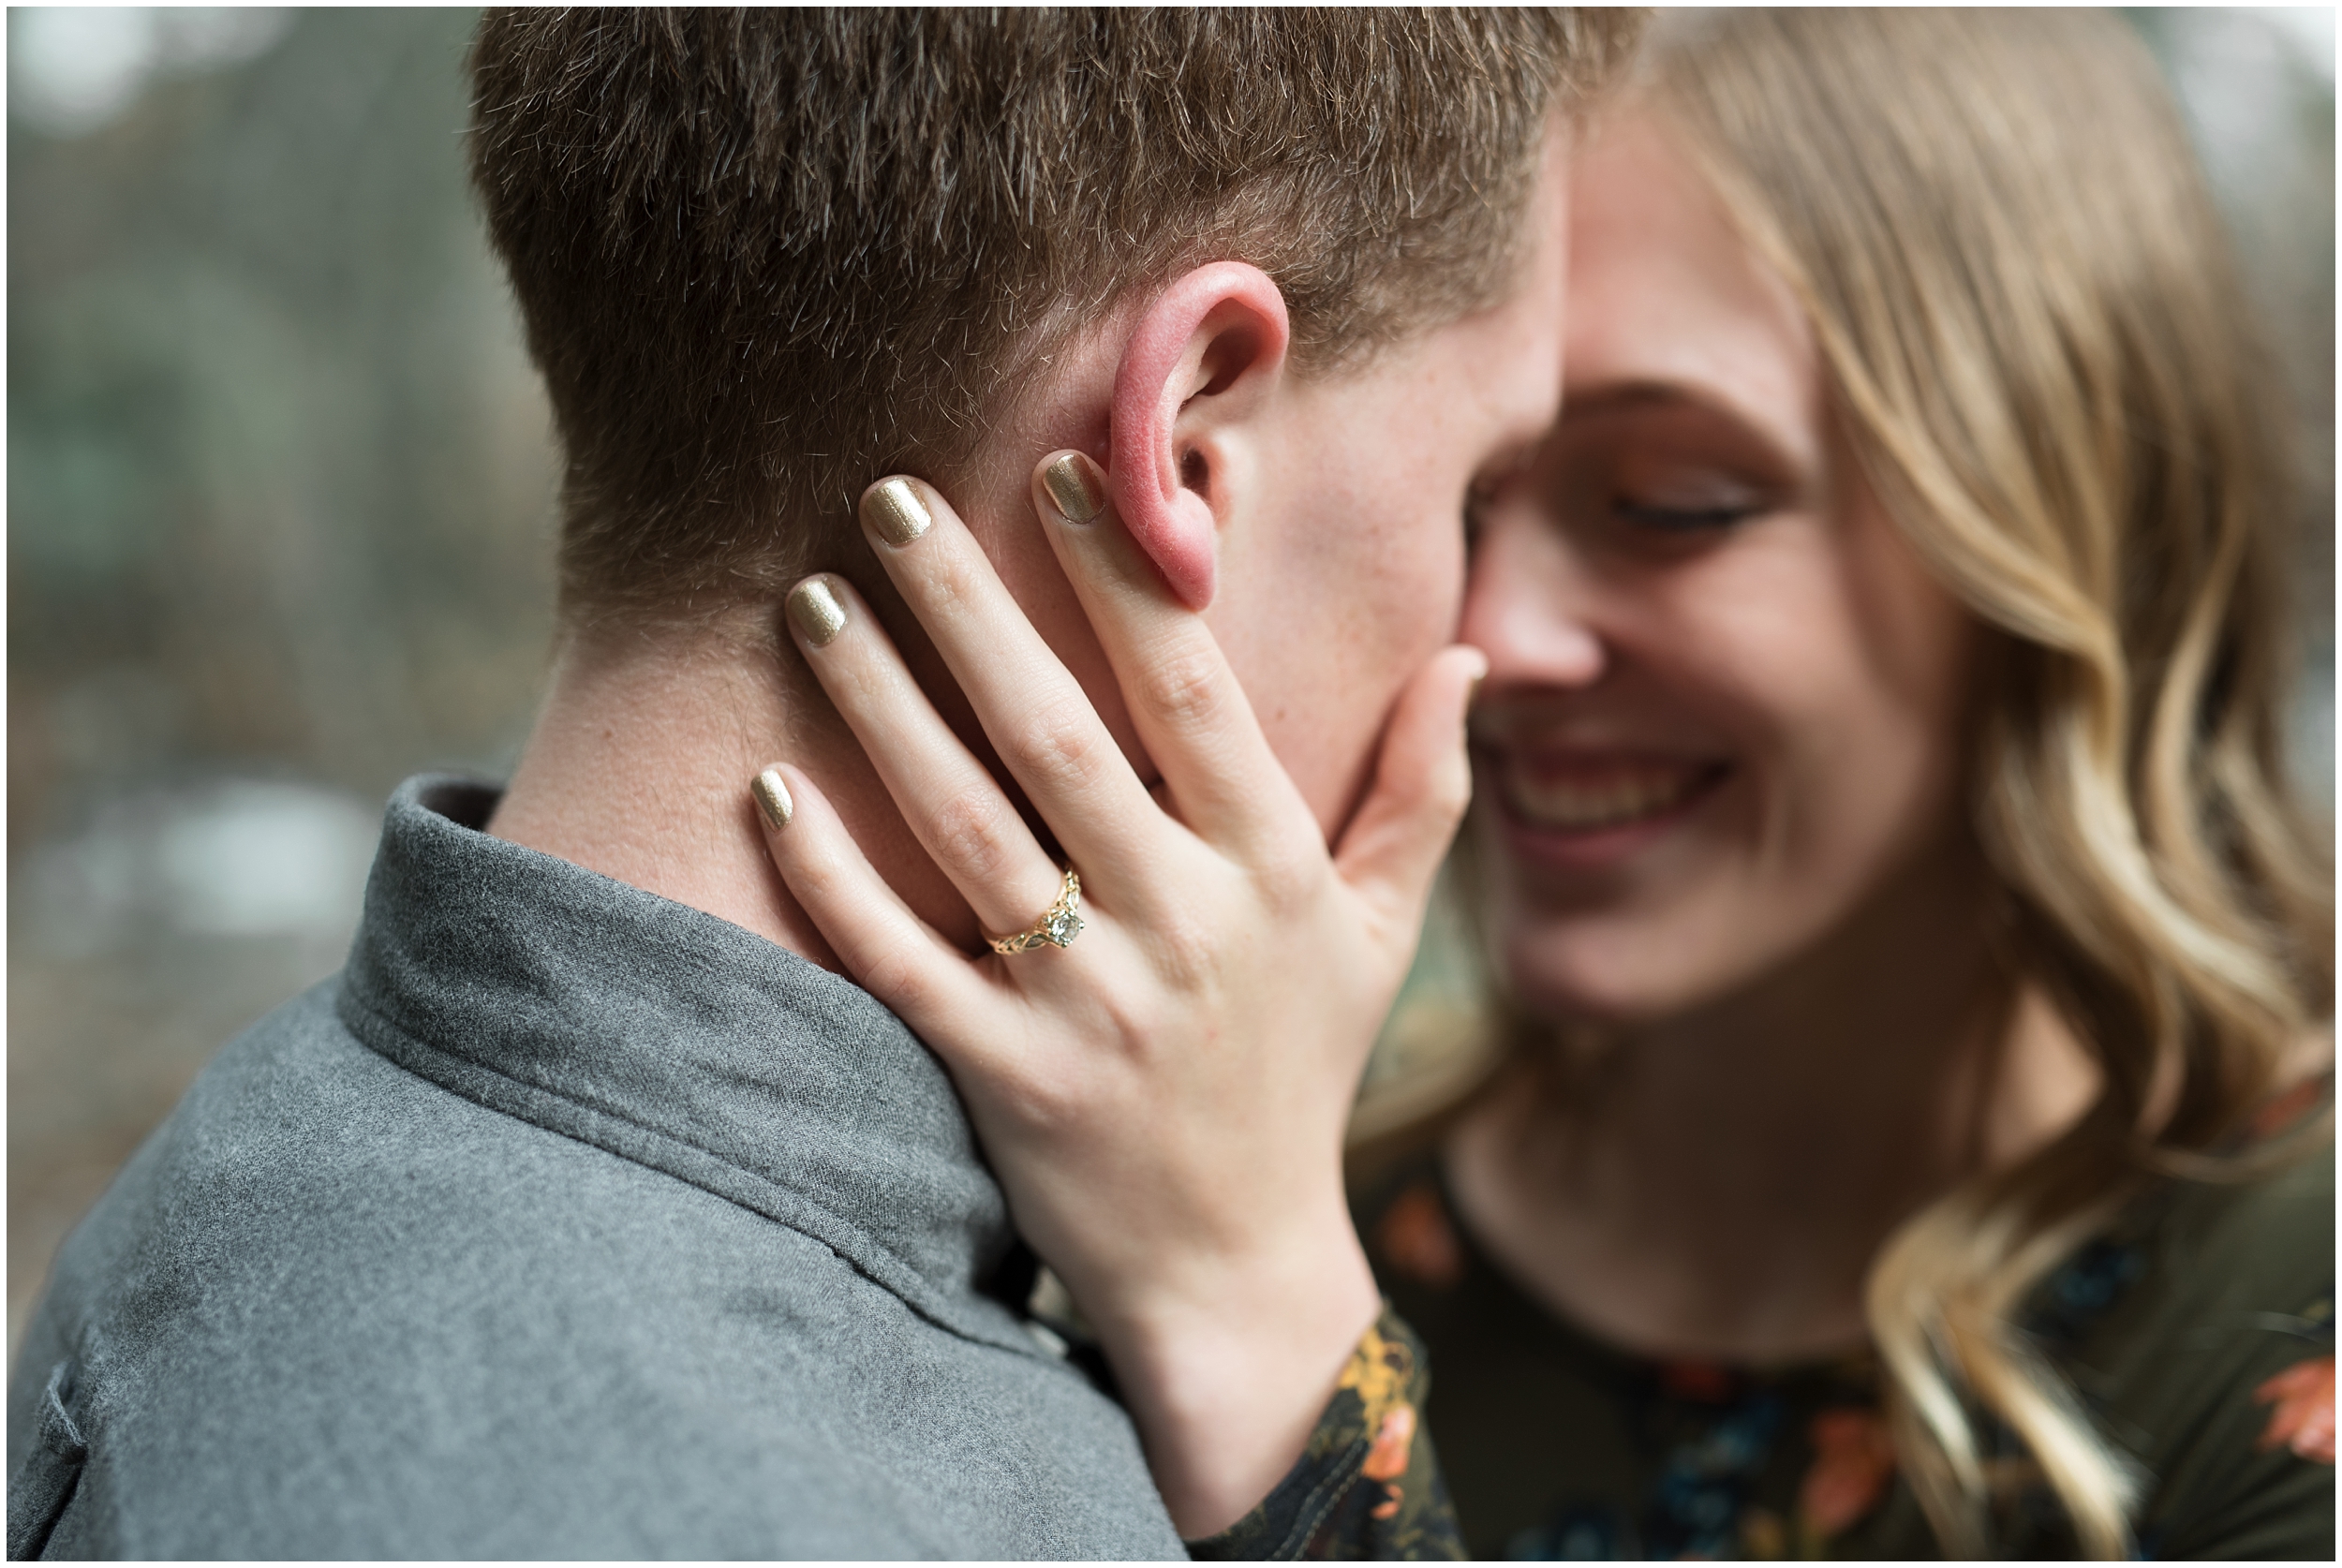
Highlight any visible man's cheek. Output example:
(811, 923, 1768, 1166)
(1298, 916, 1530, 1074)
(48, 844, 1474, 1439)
(1389, 510, 1468, 653)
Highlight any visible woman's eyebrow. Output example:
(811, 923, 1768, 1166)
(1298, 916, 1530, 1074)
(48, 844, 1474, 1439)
(1562, 377, 1813, 474)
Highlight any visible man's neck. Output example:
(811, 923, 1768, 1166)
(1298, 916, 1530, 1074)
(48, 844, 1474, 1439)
(486, 629, 976, 970)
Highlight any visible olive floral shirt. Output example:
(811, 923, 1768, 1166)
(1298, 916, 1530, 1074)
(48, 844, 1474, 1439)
(1345, 1109, 2333, 1560)
(1122, 1086, 2331, 1561)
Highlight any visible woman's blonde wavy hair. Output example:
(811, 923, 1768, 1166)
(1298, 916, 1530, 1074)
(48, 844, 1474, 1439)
(1360, 8, 2333, 1559)
(1650, 10, 2334, 1554)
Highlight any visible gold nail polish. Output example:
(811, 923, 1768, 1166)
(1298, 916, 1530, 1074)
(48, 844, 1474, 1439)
(752, 768, 794, 830)
(1042, 453, 1106, 524)
(786, 578, 847, 645)
(863, 477, 931, 547)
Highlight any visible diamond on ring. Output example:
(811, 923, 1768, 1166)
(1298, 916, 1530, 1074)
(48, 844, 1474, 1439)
(991, 868, 1082, 955)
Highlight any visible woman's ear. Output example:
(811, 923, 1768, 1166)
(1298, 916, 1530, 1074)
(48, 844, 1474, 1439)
(1108, 262, 1290, 610)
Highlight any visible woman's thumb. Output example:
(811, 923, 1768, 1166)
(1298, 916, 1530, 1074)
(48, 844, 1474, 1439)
(1331, 643, 1485, 937)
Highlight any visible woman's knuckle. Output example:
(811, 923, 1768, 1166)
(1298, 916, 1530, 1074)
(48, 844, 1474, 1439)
(858, 948, 927, 1009)
(1008, 699, 1105, 791)
(1140, 647, 1224, 732)
(1251, 843, 1322, 913)
(997, 1065, 1077, 1130)
(1150, 910, 1223, 985)
(793, 840, 849, 900)
(925, 544, 985, 613)
(927, 790, 1015, 880)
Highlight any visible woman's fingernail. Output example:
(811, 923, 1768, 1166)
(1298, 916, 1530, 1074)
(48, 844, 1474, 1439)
(862, 477, 931, 547)
(752, 768, 793, 830)
(1042, 452, 1106, 524)
(786, 577, 847, 645)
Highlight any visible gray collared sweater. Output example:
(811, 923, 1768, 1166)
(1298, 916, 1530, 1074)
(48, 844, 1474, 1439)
(7, 777, 1187, 1559)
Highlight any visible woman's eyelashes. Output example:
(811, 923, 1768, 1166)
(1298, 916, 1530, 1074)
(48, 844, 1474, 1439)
(1610, 495, 1765, 532)
(1555, 404, 1797, 540)
(1594, 449, 1784, 537)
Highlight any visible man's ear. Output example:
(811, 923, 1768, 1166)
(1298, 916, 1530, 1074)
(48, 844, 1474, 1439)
(1108, 261, 1290, 610)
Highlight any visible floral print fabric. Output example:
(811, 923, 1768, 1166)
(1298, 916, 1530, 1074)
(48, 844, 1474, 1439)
(2257, 1354, 2336, 1464)
(1173, 1085, 2331, 1560)
(1193, 1309, 1466, 1561)
(1352, 1132, 2333, 1560)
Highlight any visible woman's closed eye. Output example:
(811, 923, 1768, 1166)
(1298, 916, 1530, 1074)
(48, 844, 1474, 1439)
(1594, 456, 1783, 540)
(1611, 493, 1766, 532)
(1543, 396, 1801, 549)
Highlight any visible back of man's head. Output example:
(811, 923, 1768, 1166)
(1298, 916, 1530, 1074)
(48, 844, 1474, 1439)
(469, 8, 1635, 632)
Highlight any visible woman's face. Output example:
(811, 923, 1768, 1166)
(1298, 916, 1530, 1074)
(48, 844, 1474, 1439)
(1462, 107, 1979, 1025)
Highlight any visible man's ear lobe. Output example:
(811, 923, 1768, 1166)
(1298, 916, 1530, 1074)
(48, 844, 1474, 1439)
(1107, 261, 1290, 610)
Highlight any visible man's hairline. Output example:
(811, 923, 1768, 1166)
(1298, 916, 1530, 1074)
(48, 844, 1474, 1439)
(553, 106, 1570, 650)
(993, 103, 1574, 408)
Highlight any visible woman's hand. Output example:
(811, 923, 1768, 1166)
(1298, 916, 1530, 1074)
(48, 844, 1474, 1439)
(752, 453, 1481, 1537)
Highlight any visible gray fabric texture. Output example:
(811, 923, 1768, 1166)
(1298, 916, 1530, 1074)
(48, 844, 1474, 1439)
(7, 777, 1185, 1560)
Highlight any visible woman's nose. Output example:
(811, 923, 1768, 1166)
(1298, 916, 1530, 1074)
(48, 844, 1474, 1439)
(1461, 509, 1608, 688)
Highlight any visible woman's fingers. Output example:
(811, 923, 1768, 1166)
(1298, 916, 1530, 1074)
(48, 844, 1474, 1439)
(782, 571, 1066, 940)
(852, 477, 1170, 894)
(1027, 452, 1320, 858)
(750, 763, 1010, 1068)
(1329, 644, 1486, 946)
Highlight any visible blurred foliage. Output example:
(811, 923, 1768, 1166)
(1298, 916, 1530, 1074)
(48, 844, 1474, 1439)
(8, 7, 557, 856)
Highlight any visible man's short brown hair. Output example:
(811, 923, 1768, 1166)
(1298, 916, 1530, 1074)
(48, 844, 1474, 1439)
(468, 8, 1638, 626)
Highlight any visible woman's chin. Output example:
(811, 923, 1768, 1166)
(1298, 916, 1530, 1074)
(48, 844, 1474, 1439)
(1497, 908, 1768, 1031)
(1501, 942, 1697, 1029)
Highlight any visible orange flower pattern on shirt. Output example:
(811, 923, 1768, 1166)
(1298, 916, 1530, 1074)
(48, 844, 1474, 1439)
(1193, 1309, 1463, 1560)
(2255, 1355, 2335, 1465)
(1364, 1402, 1418, 1482)
(1344, 1318, 1422, 1521)
(1351, 1145, 2330, 1561)
(1375, 1182, 1465, 1289)
(1799, 1407, 1898, 1539)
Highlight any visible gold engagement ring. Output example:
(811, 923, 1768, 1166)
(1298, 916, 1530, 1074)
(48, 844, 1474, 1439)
(990, 868, 1083, 954)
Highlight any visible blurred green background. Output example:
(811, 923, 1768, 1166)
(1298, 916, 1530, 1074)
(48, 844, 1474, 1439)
(8, 7, 2335, 1352)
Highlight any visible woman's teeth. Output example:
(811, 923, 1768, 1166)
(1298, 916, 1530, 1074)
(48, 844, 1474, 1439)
(1502, 761, 1711, 832)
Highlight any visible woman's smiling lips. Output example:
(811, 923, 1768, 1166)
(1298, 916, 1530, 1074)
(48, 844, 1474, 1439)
(1482, 746, 1730, 865)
